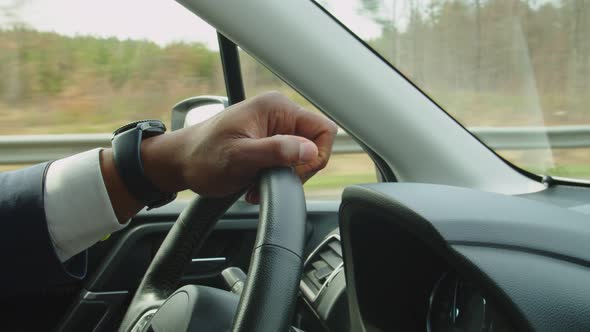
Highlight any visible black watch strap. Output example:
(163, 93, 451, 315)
(111, 120, 177, 210)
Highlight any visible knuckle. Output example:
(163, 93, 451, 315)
(255, 91, 293, 111)
(261, 90, 284, 100)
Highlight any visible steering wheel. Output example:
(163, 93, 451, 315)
(118, 167, 306, 332)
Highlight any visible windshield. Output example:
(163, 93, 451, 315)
(319, 0, 590, 181)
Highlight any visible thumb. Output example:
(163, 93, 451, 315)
(238, 135, 318, 168)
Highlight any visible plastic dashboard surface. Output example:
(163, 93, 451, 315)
(339, 183, 590, 332)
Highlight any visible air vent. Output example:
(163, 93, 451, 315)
(300, 234, 343, 302)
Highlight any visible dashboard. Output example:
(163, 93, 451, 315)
(296, 233, 514, 332)
(296, 182, 590, 332)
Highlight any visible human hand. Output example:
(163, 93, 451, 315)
(142, 92, 338, 203)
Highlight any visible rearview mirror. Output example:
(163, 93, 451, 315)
(171, 96, 229, 131)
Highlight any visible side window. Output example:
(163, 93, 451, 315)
(0, 0, 224, 175)
(240, 51, 378, 200)
(0, 0, 377, 200)
(0, 1, 224, 133)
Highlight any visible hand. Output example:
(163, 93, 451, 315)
(102, 91, 337, 221)
(142, 91, 338, 203)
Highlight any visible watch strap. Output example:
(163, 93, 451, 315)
(111, 121, 177, 209)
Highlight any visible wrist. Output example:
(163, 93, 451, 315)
(140, 130, 188, 194)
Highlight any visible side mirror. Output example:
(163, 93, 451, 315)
(171, 96, 229, 131)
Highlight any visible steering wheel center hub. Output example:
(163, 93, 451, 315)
(136, 285, 239, 332)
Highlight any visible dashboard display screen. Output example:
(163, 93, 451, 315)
(427, 273, 514, 332)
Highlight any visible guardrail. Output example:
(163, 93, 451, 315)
(0, 126, 588, 165)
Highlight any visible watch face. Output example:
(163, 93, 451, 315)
(138, 121, 167, 131)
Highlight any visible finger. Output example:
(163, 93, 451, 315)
(245, 186, 260, 204)
(293, 111, 338, 174)
(254, 94, 336, 159)
(236, 134, 319, 169)
(252, 93, 336, 173)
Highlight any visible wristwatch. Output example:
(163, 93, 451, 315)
(111, 120, 177, 210)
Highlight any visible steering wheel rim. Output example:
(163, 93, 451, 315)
(118, 167, 306, 332)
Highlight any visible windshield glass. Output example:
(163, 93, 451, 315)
(319, 0, 590, 181)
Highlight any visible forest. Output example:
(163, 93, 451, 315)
(0, 0, 588, 184)
(0, 0, 588, 133)
(362, 0, 590, 127)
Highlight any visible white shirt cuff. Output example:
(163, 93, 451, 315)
(44, 149, 128, 262)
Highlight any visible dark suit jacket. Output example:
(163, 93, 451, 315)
(0, 163, 86, 290)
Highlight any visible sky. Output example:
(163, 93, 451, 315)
(0, 0, 220, 48)
(0, 0, 558, 49)
(0, 0, 382, 49)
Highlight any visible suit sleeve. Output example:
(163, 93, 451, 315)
(0, 162, 86, 291)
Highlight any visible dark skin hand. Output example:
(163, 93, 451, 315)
(100, 92, 338, 223)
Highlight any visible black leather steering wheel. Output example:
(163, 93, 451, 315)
(118, 167, 306, 332)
